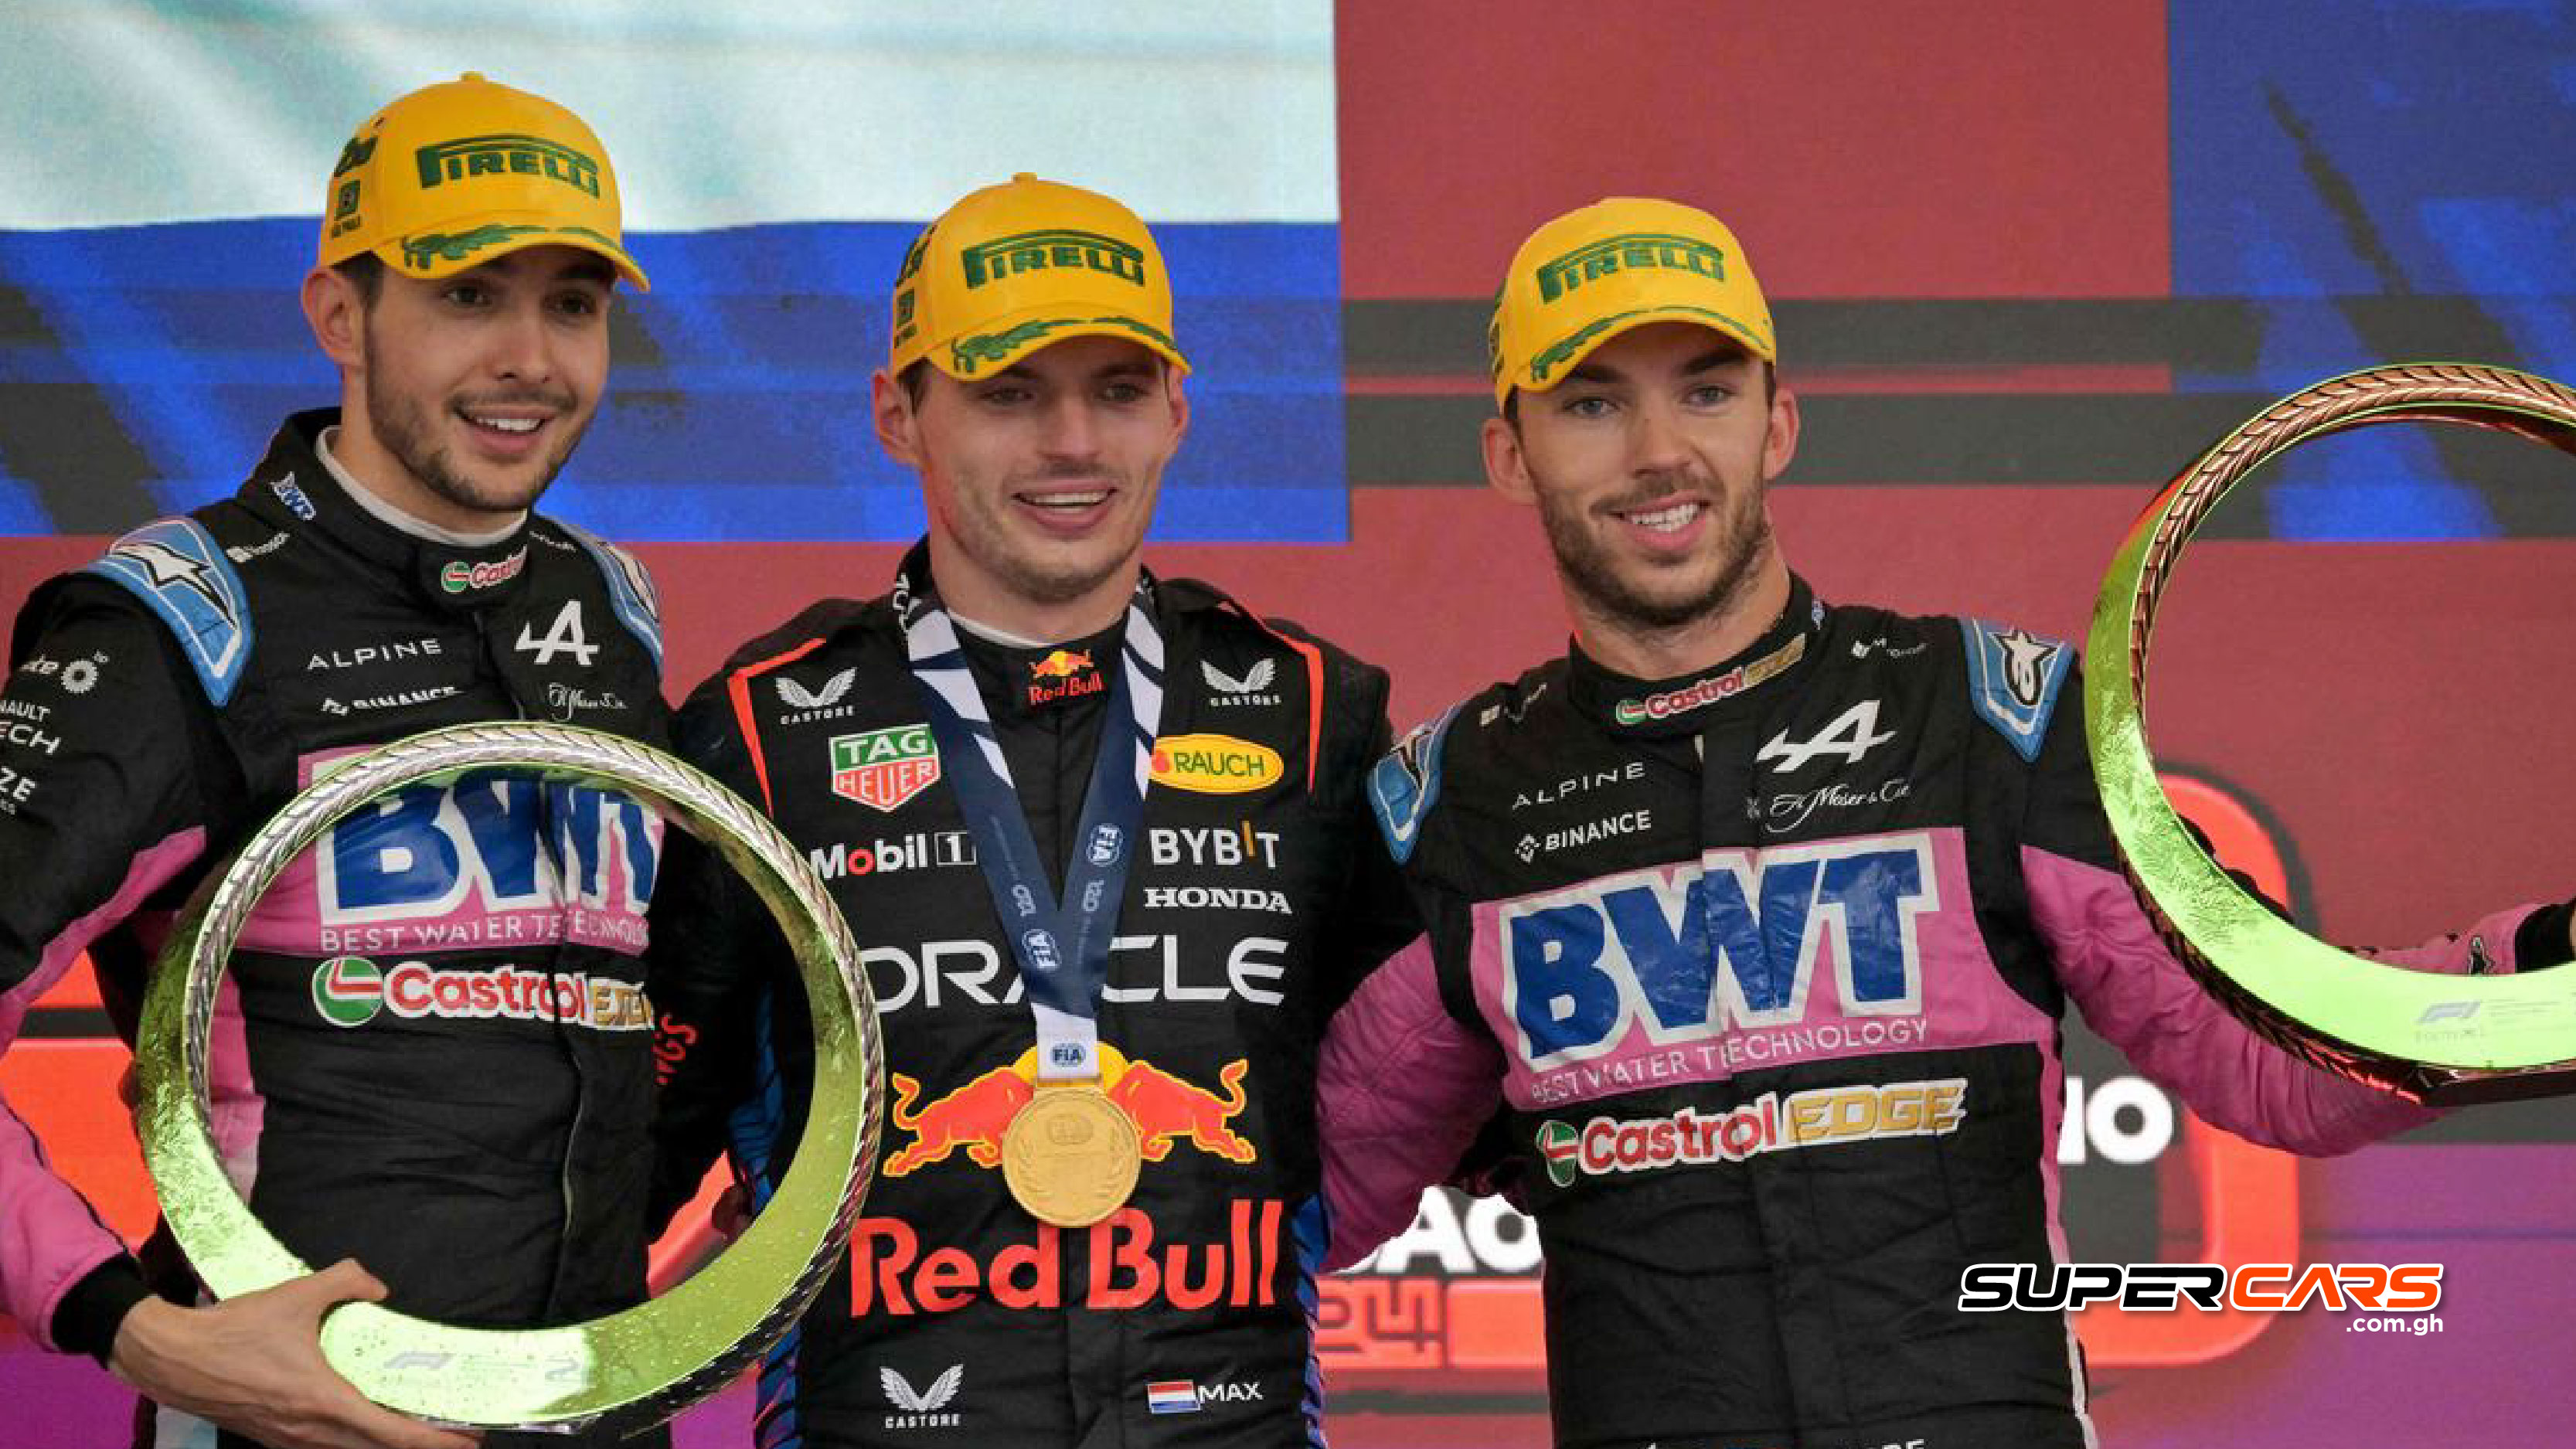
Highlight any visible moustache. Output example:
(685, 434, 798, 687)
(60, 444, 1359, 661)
(1597, 471, 1715, 515)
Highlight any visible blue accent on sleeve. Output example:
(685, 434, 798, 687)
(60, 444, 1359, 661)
(556, 519, 664, 672)
(83, 518, 251, 705)
(1959, 618, 2071, 764)
(1370, 703, 1459, 865)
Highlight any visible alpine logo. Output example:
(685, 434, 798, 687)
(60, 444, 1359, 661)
(1756, 699, 1895, 774)
(513, 600, 597, 667)
(879, 1364, 962, 1430)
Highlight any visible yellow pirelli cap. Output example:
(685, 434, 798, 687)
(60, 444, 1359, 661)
(1489, 197, 1773, 406)
(890, 173, 1188, 380)
(317, 72, 648, 291)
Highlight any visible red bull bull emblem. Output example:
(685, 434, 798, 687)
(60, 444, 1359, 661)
(1026, 648, 1104, 707)
(882, 1045, 1255, 1178)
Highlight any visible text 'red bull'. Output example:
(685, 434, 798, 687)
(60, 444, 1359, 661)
(852, 1199, 1286, 1315)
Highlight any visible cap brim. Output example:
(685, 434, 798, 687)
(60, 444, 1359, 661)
(376, 213, 650, 292)
(924, 301, 1189, 381)
(1504, 302, 1773, 405)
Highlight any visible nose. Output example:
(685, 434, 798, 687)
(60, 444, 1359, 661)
(1037, 391, 1102, 461)
(1629, 396, 1690, 476)
(488, 295, 555, 386)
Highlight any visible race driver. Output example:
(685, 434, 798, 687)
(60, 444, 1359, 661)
(1319, 197, 2576, 1449)
(646, 173, 1417, 1447)
(0, 75, 669, 1449)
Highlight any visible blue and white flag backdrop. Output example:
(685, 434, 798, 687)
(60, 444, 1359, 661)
(0, 1, 1346, 541)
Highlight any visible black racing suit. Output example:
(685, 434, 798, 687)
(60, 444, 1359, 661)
(649, 546, 1417, 1448)
(0, 411, 672, 1448)
(1319, 576, 2571, 1449)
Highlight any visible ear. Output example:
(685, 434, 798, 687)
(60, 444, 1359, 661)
(301, 267, 366, 373)
(872, 368, 924, 472)
(1162, 365, 1191, 449)
(1482, 412, 1536, 505)
(1761, 383, 1802, 482)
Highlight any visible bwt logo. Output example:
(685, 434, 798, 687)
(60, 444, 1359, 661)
(317, 770, 660, 922)
(1500, 835, 1937, 1067)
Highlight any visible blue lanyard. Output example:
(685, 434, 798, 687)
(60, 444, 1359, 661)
(902, 577, 1163, 1081)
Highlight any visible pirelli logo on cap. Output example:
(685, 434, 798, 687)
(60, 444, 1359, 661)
(958, 228, 1148, 290)
(1149, 733, 1283, 795)
(415, 133, 603, 196)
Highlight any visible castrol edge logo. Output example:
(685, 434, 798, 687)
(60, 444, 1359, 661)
(310, 954, 651, 1031)
(1536, 1077, 1965, 1186)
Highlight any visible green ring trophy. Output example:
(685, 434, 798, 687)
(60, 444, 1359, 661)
(134, 722, 881, 1432)
(2087, 362, 2576, 1105)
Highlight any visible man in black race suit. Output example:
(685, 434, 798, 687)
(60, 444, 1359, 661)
(1318, 196, 2576, 1449)
(648, 174, 1417, 1448)
(0, 74, 667, 1449)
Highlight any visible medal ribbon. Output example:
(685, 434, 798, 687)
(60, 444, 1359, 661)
(903, 571, 1162, 1083)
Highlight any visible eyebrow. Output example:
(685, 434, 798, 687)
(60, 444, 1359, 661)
(1683, 345, 1752, 374)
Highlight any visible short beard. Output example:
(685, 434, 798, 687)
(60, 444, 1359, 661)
(1538, 471, 1776, 631)
(362, 323, 582, 517)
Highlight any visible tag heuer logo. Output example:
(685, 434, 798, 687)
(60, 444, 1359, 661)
(831, 724, 941, 811)
(312, 956, 385, 1028)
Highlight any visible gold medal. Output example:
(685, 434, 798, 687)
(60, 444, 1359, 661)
(1002, 1083, 1142, 1227)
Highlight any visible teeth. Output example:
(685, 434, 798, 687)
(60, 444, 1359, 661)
(471, 416, 540, 434)
(1029, 491, 1109, 509)
(1624, 502, 1702, 533)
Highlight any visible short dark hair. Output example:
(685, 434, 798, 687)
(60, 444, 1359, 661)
(1500, 359, 1778, 430)
(335, 252, 385, 305)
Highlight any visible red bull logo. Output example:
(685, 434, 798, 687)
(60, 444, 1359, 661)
(1026, 648, 1104, 706)
(880, 1045, 1256, 1178)
(851, 1199, 1286, 1315)
(1029, 648, 1093, 680)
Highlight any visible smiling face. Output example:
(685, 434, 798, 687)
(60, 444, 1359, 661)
(1486, 320, 1800, 654)
(875, 333, 1189, 637)
(305, 244, 613, 531)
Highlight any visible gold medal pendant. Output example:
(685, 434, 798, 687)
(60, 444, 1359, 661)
(1002, 1083, 1142, 1227)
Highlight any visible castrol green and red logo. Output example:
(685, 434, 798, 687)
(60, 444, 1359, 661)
(308, 956, 651, 1031)
(311, 955, 386, 1026)
(437, 546, 528, 594)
